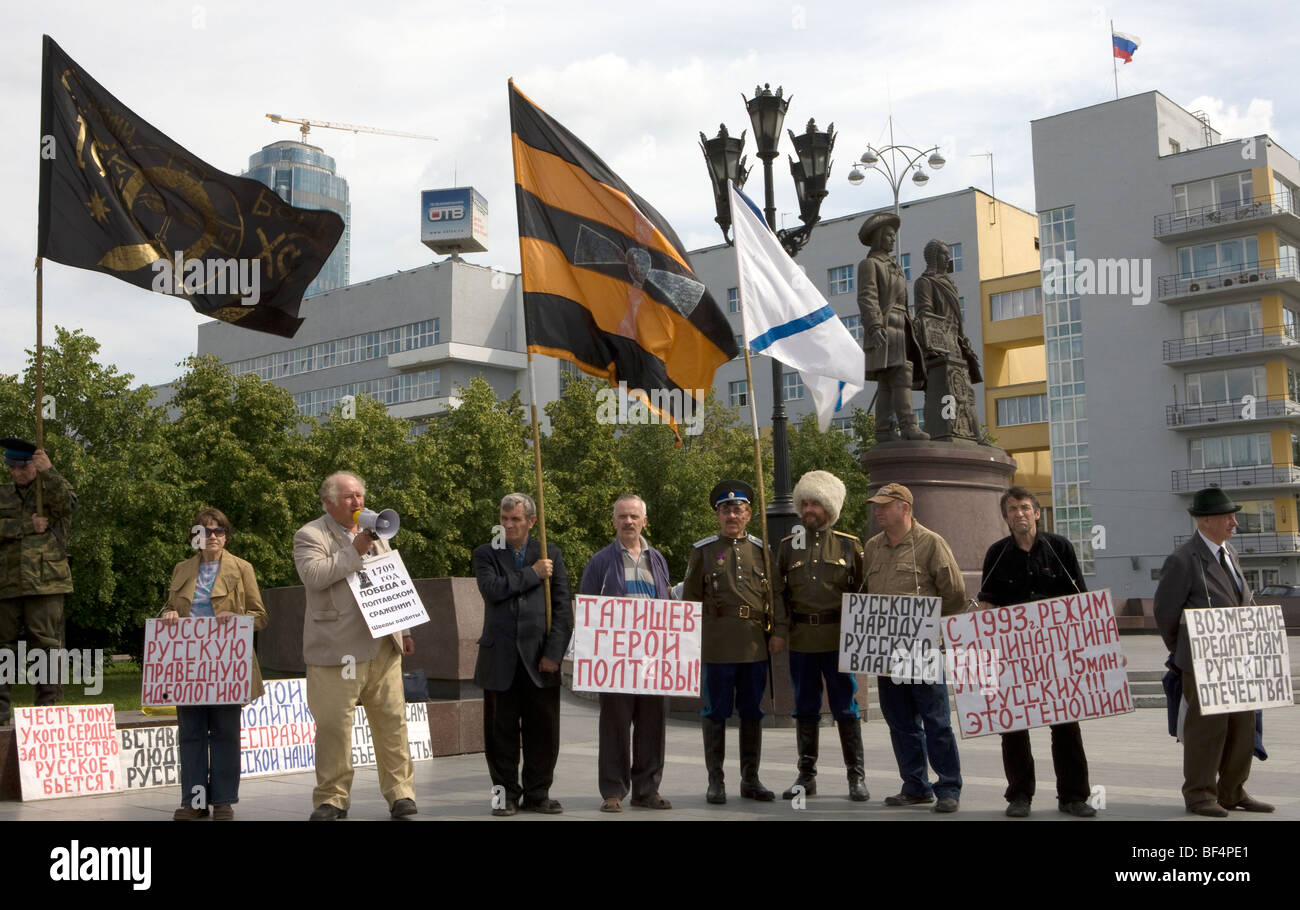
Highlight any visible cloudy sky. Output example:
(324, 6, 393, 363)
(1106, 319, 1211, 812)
(0, 0, 1292, 387)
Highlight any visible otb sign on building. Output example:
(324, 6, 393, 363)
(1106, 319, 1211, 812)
(420, 187, 488, 254)
(1186, 604, 1293, 715)
(14, 705, 119, 800)
(942, 589, 1133, 737)
(572, 596, 701, 696)
(837, 593, 942, 679)
(141, 617, 254, 706)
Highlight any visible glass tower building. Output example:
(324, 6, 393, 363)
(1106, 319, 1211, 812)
(245, 140, 350, 295)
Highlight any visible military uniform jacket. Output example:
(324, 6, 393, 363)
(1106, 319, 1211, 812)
(862, 520, 966, 615)
(683, 533, 774, 664)
(775, 528, 863, 652)
(0, 467, 76, 599)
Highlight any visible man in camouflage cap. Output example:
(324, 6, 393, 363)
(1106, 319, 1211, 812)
(0, 438, 76, 723)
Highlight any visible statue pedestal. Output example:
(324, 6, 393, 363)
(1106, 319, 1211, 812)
(860, 441, 1019, 594)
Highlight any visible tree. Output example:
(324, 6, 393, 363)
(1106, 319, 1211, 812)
(166, 356, 316, 590)
(0, 328, 187, 650)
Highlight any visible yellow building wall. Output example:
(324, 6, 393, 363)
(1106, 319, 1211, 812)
(1011, 450, 1052, 493)
(1261, 294, 1283, 330)
(974, 193, 1041, 281)
(1257, 227, 1279, 263)
(1265, 360, 1287, 398)
(1252, 165, 1272, 203)
(1270, 428, 1293, 466)
(1274, 495, 1294, 533)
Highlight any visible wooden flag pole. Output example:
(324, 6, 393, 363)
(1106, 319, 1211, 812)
(33, 257, 44, 515)
(526, 350, 553, 632)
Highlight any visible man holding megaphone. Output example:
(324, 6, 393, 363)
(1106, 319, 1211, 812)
(294, 472, 417, 821)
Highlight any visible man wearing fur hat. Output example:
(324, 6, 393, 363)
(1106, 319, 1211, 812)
(774, 470, 867, 801)
(856, 212, 928, 442)
(1154, 488, 1273, 817)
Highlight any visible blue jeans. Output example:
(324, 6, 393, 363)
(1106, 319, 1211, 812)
(789, 650, 859, 721)
(876, 676, 962, 800)
(177, 704, 243, 807)
(700, 662, 768, 721)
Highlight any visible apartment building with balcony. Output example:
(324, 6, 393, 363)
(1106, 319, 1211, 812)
(1032, 91, 1300, 595)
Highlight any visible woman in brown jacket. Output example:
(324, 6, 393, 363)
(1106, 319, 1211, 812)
(160, 508, 268, 820)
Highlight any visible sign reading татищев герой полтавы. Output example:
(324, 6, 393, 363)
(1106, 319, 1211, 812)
(346, 549, 430, 638)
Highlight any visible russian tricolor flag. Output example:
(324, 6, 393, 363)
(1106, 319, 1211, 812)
(1112, 31, 1140, 63)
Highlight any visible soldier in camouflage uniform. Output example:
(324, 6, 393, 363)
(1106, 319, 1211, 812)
(683, 480, 787, 805)
(0, 438, 76, 723)
(774, 470, 868, 802)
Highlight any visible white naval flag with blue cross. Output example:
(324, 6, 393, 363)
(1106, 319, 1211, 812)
(728, 181, 864, 431)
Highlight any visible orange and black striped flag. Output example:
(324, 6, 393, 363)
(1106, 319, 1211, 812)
(509, 81, 737, 431)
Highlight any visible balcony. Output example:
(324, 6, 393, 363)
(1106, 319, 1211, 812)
(1163, 324, 1300, 364)
(1174, 532, 1300, 556)
(1171, 464, 1300, 492)
(1157, 257, 1300, 305)
(1154, 193, 1300, 241)
(1166, 394, 1300, 429)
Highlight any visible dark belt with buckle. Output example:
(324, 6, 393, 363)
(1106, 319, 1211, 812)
(792, 609, 840, 626)
(712, 603, 764, 622)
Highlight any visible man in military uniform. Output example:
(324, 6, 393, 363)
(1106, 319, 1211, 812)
(864, 482, 965, 813)
(683, 480, 786, 804)
(0, 438, 76, 723)
(775, 470, 868, 801)
(857, 212, 928, 442)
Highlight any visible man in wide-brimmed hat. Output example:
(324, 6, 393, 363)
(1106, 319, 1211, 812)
(1153, 487, 1273, 817)
(856, 212, 928, 442)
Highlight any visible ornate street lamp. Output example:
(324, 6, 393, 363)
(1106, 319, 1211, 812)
(845, 115, 944, 258)
(700, 84, 836, 539)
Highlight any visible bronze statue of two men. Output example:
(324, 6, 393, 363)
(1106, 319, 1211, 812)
(856, 212, 987, 444)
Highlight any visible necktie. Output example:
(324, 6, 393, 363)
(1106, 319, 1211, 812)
(1218, 546, 1241, 599)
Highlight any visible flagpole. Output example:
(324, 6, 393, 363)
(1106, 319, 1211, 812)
(1111, 20, 1119, 100)
(33, 257, 44, 515)
(525, 350, 553, 632)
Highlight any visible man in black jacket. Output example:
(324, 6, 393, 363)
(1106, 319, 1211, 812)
(472, 492, 573, 816)
(977, 487, 1095, 819)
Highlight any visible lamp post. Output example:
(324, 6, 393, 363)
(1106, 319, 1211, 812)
(846, 115, 945, 261)
(700, 84, 836, 540)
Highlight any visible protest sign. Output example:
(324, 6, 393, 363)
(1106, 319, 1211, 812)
(141, 616, 254, 706)
(240, 677, 433, 779)
(1187, 604, 1293, 715)
(572, 596, 701, 696)
(118, 725, 180, 791)
(942, 589, 1133, 737)
(837, 593, 942, 679)
(14, 704, 119, 800)
(348, 550, 430, 638)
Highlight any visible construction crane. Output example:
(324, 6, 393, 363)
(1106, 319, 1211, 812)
(266, 113, 438, 143)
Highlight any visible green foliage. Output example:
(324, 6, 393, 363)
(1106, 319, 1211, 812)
(0, 334, 873, 648)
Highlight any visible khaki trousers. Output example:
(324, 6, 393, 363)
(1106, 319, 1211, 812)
(306, 638, 414, 810)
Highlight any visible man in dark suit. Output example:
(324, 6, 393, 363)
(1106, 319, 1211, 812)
(472, 492, 573, 816)
(1153, 487, 1273, 817)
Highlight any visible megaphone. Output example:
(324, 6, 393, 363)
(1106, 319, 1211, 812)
(353, 508, 400, 540)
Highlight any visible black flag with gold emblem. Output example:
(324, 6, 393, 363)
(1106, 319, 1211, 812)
(37, 36, 343, 338)
(509, 81, 737, 436)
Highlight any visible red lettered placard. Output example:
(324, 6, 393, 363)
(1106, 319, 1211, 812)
(14, 704, 119, 800)
(572, 596, 701, 696)
(141, 616, 254, 706)
(942, 589, 1134, 737)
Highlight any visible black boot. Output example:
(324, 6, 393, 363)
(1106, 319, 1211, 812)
(838, 718, 869, 802)
(739, 719, 775, 801)
(782, 719, 819, 799)
(702, 719, 727, 804)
